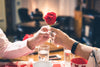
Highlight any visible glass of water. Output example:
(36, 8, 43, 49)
(64, 48, 74, 67)
(38, 45, 49, 61)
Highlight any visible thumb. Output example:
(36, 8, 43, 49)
(51, 27, 61, 34)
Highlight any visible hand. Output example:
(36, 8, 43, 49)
(27, 26, 50, 50)
(51, 27, 76, 50)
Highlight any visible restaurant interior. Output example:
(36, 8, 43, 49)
(0, 0, 100, 66)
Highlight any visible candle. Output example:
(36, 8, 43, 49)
(53, 64, 61, 67)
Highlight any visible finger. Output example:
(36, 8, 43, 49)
(43, 34, 50, 38)
(41, 25, 51, 32)
(49, 31, 56, 38)
(39, 31, 50, 36)
(50, 35, 55, 43)
(51, 27, 69, 37)
(50, 27, 61, 34)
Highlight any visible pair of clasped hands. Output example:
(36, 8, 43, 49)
(27, 25, 75, 51)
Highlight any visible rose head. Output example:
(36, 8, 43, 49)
(44, 12, 56, 25)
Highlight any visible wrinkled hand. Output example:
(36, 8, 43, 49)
(27, 26, 50, 50)
(51, 27, 75, 50)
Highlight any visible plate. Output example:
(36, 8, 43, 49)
(33, 61, 53, 67)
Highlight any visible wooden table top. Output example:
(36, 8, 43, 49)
(0, 42, 64, 62)
(16, 42, 64, 61)
(16, 50, 64, 61)
(0, 42, 80, 62)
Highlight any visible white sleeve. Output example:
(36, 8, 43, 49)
(0, 28, 34, 59)
(87, 49, 100, 67)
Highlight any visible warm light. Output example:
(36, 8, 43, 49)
(57, 45, 59, 47)
(43, 8, 54, 17)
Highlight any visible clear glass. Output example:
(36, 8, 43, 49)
(38, 45, 49, 61)
(64, 48, 74, 67)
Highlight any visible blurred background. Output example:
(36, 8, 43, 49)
(0, 0, 100, 48)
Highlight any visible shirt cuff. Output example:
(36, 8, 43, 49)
(23, 40, 34, 52)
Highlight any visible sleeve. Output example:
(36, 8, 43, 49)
(86, 48, 100, 67)
(0, 28, 34, 59)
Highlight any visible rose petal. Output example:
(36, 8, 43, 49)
(44, 12, 56, 25)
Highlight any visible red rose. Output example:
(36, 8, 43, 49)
(23, 34, 34, 41)
(44, 12, 56, 25)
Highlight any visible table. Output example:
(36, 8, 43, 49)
(0, 49, 81, 67)
(17, 50, 64, 61)
(14, 42, 64, 61)
(0, 42, 65, 66)
(0, 61, 65, 67)
(0, 50, 65, 67)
